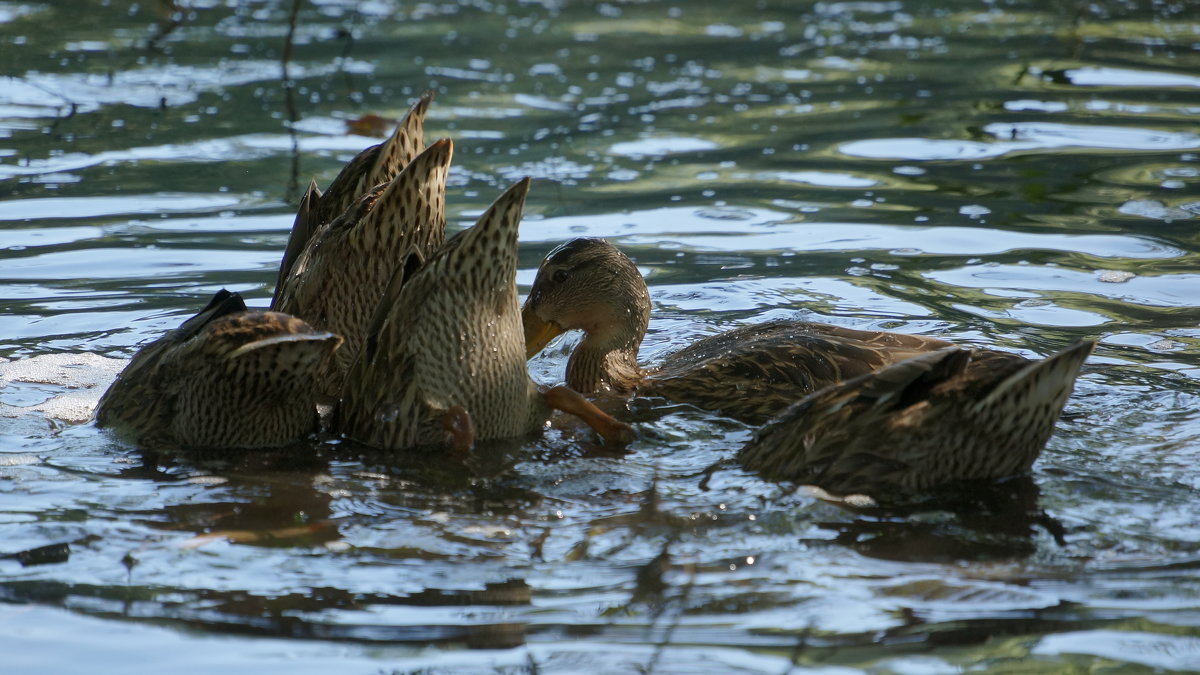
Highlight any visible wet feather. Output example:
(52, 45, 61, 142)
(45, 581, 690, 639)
(738, 340, 1095, 496)
(95, 290, 342, 450)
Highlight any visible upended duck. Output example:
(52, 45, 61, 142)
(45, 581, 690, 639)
(95, 290, 341, 449)
(273, 137, 453, 396)
(522, 237, 973, 424)
(738, 339, 1094, 496)
(336, 180, 631, 451)
(272, 91, 435, 297)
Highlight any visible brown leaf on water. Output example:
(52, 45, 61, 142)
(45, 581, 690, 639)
(346, 114, 398, 138)
(180, 521, 335, 549)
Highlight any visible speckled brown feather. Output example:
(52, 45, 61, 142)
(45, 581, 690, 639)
(96, 290, 342, 450)
(648, 320, 958, 424)
(271, 92, 433, 307)
(337, 178, 547, 450)
(272, 138, 453, 395)
(309, 91, 434, 231)
(738, 340, 1095, 497)
(521, 238, 963, 424)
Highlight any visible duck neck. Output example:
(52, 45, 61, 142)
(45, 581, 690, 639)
(567, 339, 643, 394)
(565, 283, 650, 395)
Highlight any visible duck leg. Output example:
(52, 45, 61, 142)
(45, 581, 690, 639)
(441, 405, 476, 457)
(542, 386, 634, 446)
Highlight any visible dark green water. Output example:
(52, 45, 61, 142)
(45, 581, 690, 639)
(3, 0, 1200, 672)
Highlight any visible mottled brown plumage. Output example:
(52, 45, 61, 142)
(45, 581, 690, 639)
(738, 340, 1094, 497)
(272, 138, 453, 395)
(316, 92, 433, 226)
(95, 290, 342, 450)
(271, 92, 433, 308)
(336, 180, 630, 451)
(522, 238, 965, 424)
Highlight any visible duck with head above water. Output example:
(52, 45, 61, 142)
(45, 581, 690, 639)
(95, 290, 342, 450)
(522, 237, 977, 424)
(336, 181, 631, 452)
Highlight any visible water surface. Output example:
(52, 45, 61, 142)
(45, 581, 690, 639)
(3, 0, 1200, 672)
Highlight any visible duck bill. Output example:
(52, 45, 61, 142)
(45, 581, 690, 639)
(522, 311, 565, 359)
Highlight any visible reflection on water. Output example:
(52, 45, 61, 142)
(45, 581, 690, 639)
(3, 0, 1200, 672)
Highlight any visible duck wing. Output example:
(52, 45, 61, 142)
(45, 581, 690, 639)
(649, 320, 957, 424)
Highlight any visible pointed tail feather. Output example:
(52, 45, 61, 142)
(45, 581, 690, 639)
(956, 339, 1095, 481)
(369, 90, 436, 185)
(356, 137, 452, 251)
(440, 177, 531, 291)
(972, 339, 1095, 416)
(273, 179, 322, 305)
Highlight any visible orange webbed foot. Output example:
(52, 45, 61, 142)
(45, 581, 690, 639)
(542, 385, 634, 446)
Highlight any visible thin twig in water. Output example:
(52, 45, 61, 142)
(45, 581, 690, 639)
(1068, 0, 1090, 60)
(145, 1, 186, 53)
(334, 24, 358, 94)
(640, 545, 693, 675)
(783, 624, 813, 675)
(281, 0, 303, 201)
(638, 463, 688, 675)
(524, 647, 541, 675)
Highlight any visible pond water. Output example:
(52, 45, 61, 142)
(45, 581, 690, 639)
(3, 0, 1200, 672)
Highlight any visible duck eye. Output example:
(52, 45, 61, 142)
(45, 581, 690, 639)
(552, 269, 568, 284)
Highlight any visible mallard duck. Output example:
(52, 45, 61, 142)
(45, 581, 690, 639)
(271, 91, 434, 298)
(95, 290, 342, 449)
(336, 179, 631, 451)
(272, 138, 453, 395)
(522, 237, 969, 424)
(737, 340, 1095, 497)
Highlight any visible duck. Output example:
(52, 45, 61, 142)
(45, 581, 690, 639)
(272, 137, 453, 396)
(737, 339, 1095, 497)
(336, 179, 631, 452)
(272, 91, 434, 297)
(522, 237, 973, 424)
(95, 289, 342, 450)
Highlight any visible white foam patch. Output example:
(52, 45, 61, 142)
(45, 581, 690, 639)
(0, 353, 127, 423)
(801, 484, 878, 507)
